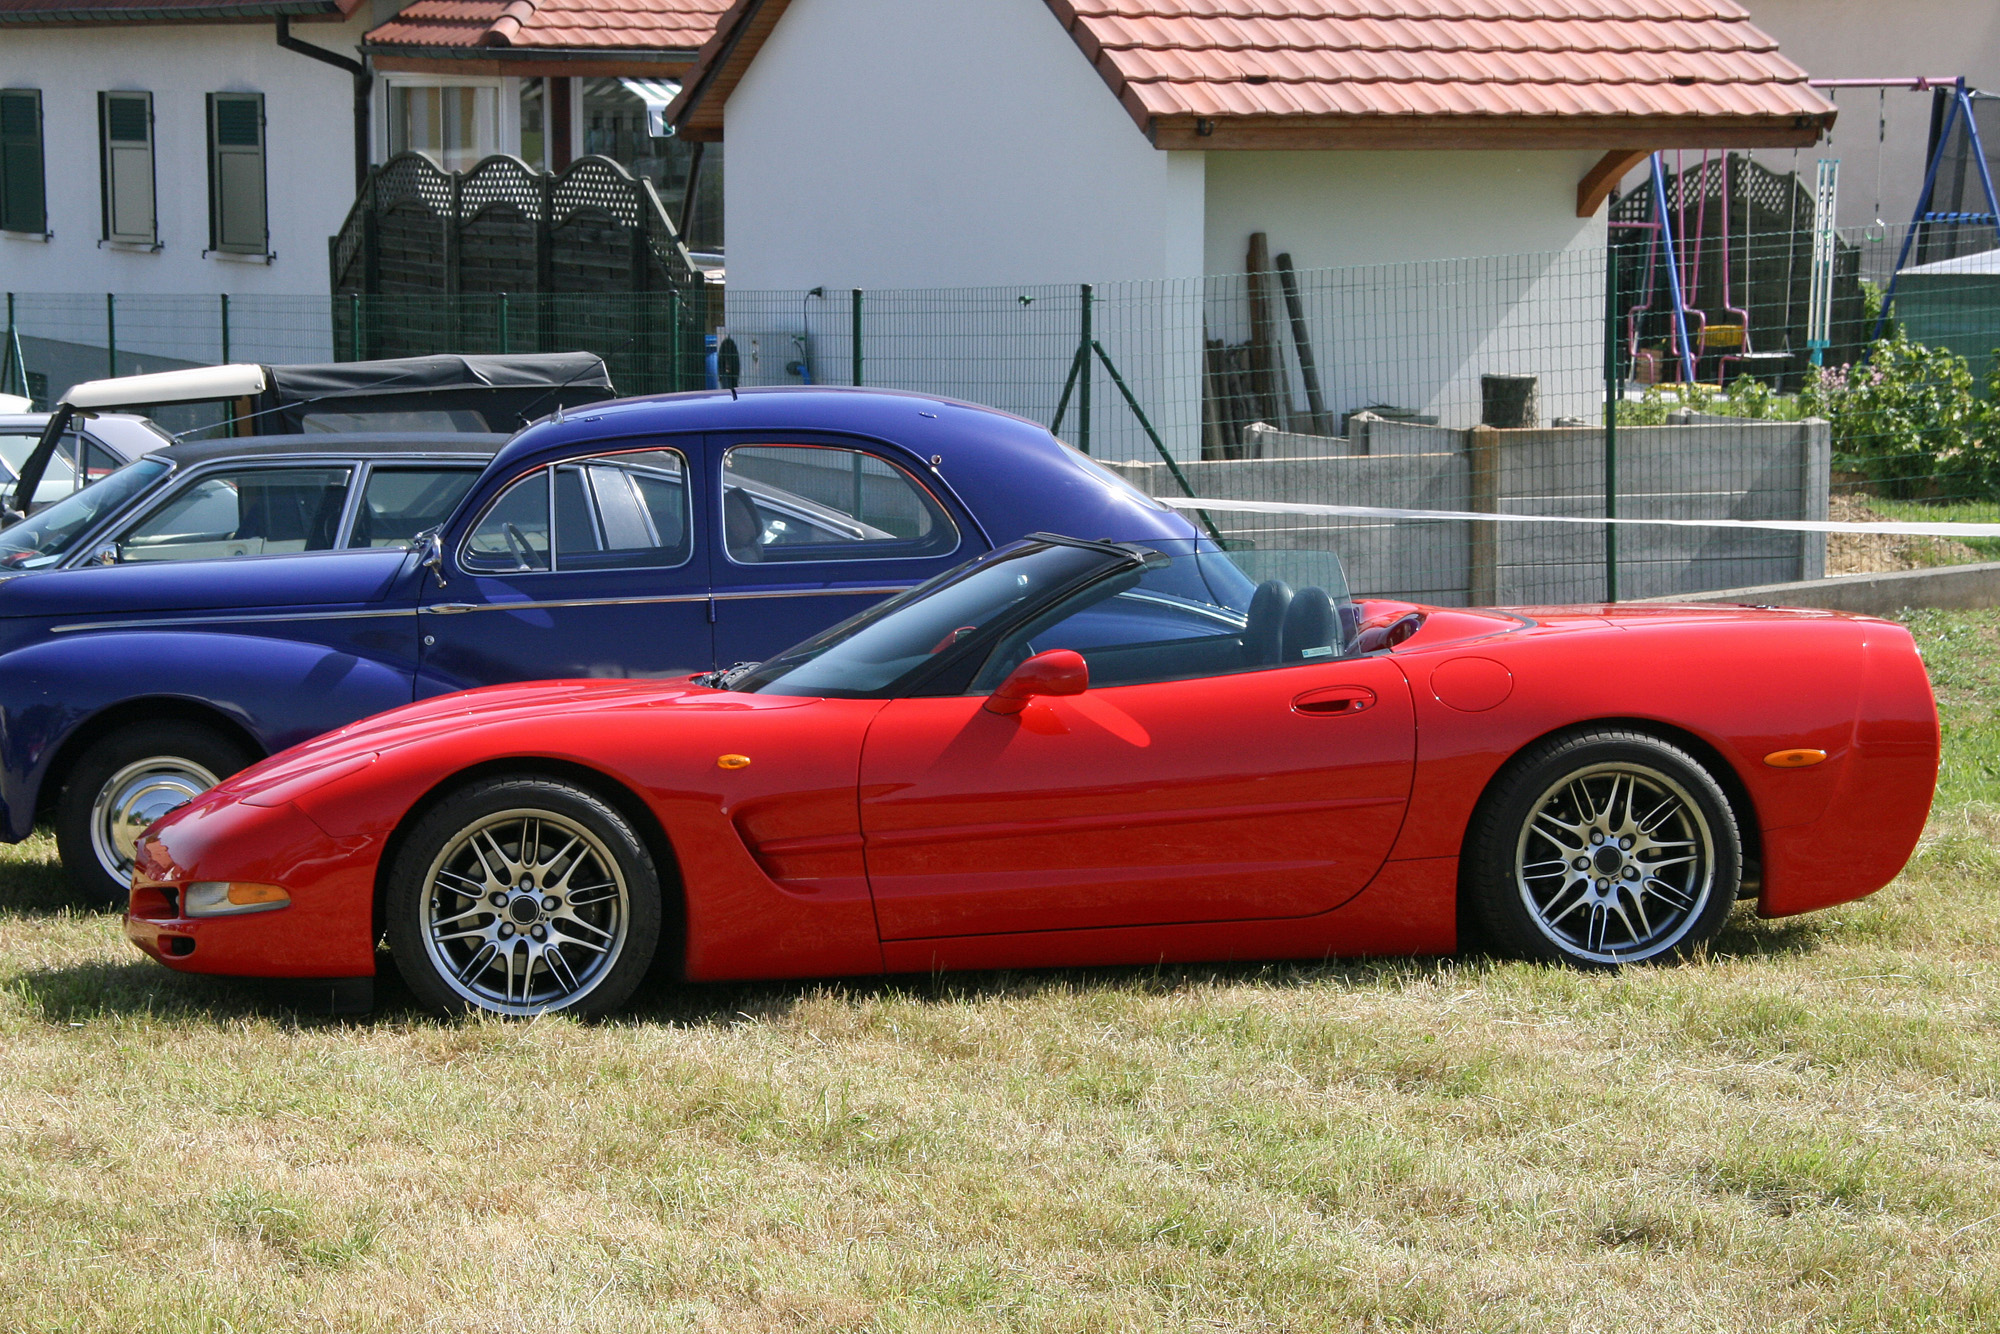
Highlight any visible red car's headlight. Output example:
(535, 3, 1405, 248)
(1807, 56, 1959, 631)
(182, 882, 291, 916)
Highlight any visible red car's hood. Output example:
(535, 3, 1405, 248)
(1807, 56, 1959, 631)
(210, 677, 814, 805)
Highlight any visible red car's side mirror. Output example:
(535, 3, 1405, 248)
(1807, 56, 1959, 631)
(985, 649, 1089, 716)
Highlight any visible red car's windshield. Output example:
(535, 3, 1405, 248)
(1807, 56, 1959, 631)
(731, 542, 1116, 698)
(735, 539, 1357, 699)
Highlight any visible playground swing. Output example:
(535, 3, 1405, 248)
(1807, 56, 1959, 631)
(1612, 149, 1798, 387)
(1870, 76, 2000, 342)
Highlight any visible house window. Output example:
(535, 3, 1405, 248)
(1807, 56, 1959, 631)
(518, 78, 544, 170)
(579, 78, 720, 250)
(1, 89, 46, 235)
(388, 82, 499, 173)
(98, 91, 157, 245)
(207, 93, 267, 255)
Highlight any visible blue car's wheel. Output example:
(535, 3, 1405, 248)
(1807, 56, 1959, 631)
(386, 776, 663, 1018)
(56, 721, 256, 908)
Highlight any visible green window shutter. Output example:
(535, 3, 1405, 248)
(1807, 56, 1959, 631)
(99, 91, 156, 245)
(1, 89, 46, 235)
(207, 92, 267, 255)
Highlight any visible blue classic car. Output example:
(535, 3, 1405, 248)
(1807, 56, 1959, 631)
(0, 387, 1194, 902)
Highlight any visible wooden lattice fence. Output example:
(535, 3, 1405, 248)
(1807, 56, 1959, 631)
(328, 153, 708, 395)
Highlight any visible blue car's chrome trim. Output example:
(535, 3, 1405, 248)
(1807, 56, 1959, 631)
(49, 607, 421, 634)
(424, 593, 711, 615)
(424, 587, 909, 615)
(710, 586, 910, 602)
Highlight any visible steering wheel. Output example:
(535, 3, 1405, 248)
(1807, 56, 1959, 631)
(503, 522, 542, 571)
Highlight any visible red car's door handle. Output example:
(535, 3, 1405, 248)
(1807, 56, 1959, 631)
(1293, 685, 1377, 716)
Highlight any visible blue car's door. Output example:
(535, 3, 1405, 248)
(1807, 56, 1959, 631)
(416, 440, 714, 694)
(707, 434, 985, 667)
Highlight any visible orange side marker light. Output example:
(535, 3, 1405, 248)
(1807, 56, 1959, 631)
(1763, 748, 1828, 768)
(717, 754, 752, 770)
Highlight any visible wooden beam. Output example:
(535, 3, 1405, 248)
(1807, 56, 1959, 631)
(1577, 149, 1650, 217)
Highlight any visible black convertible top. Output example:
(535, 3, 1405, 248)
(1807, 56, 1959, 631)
(264, 353, 613, 402)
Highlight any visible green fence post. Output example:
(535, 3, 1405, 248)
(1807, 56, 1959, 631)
(349, 292, 362, 361)
(499, 292, 511, 354)
(851, 289, 864, 387)
(668, 287, 683, 391)
(1603, 245, 1620, 603)
(219, 293, 231, 364)
(104, 293, 116, 378)
(1077, 284, 1093, 454)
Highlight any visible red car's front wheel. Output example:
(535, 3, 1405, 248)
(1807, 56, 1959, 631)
(386, 777, 663, 1017)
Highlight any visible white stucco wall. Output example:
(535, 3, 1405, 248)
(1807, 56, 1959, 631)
(720, 0, 1205, 291)
(1204, 150, 1611, 430)
(0, 17, 367, 338)
(1738, 0, 2000, 243)
(716, 1, 1616, 453)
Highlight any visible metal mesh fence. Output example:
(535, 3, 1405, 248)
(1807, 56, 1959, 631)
(7, 222, 1998, 606)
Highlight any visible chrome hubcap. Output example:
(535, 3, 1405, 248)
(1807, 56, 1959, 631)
(90, 756, 222, 886)
(1515, 763, 1715, 964)
(419, 809, 628, 1015)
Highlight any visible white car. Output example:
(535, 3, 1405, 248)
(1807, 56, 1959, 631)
(0, 411, 174, 509)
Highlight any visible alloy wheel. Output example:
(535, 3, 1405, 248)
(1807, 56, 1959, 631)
(1513, 762, 1717, 964)
(419, 808, 630, 1015)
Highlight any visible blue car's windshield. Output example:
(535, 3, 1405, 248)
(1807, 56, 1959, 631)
(0, 456, 169, 569)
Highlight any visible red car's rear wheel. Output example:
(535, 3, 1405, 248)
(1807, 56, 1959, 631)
(386, 777, 662, 1017)
(1465, 730, 1742, 967)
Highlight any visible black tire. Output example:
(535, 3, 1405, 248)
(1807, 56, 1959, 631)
(385, 776, 662, 1018)
(55, 720, 257, 908)
(1463, 729, 1742, 968)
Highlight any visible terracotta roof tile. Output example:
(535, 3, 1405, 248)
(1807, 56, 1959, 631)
(0, 0, 355, 20)
(367, 0, 727, 51)
(671, 0, 1832, 149)
(1054, 0, 1829, 132)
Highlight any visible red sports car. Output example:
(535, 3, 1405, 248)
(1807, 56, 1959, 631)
(126, 535, 1940, 1017)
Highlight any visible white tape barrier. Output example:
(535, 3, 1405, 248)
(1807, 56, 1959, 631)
(1158, 496, 2000, 539)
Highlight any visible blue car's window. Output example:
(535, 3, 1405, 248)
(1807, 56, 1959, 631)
(722, 444, 956, 565)
(116, 466, 352, 563)
(463, 469, 552, 572)
(0, 456, 167, 570)
(347, 466, 479, 549)
(970, 549, 1355, 692)
(462, 447, 693, 575)
(554, 449, 692, 571)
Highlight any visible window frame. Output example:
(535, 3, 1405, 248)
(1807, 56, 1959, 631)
(718, 441, 961, 568)
(205, 91, 269, 258)
(343, 461, 483, 551)
(107, 460, 358, 566)
(98, 90, 158, 247)
(0, 88, 48, 237)
(455, 445, 695, 577)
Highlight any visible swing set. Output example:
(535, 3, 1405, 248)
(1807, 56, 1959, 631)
(1609, 76, 1998, 387)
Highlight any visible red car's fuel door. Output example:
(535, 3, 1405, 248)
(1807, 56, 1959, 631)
(858, 656, 1415, 940)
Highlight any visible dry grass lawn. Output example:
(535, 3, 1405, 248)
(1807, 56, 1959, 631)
(2, 612, 1998, 1332)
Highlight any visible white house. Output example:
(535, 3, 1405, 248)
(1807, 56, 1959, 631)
(0, 0, 730, 398)
(668, 0, 1834, 457)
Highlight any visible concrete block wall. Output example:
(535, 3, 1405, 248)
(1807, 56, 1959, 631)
(1103, 418, 1832, 606)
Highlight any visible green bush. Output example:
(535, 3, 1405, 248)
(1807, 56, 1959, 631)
(1615, 377, 1804, 426)
(1801, 335, 2000, 499)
